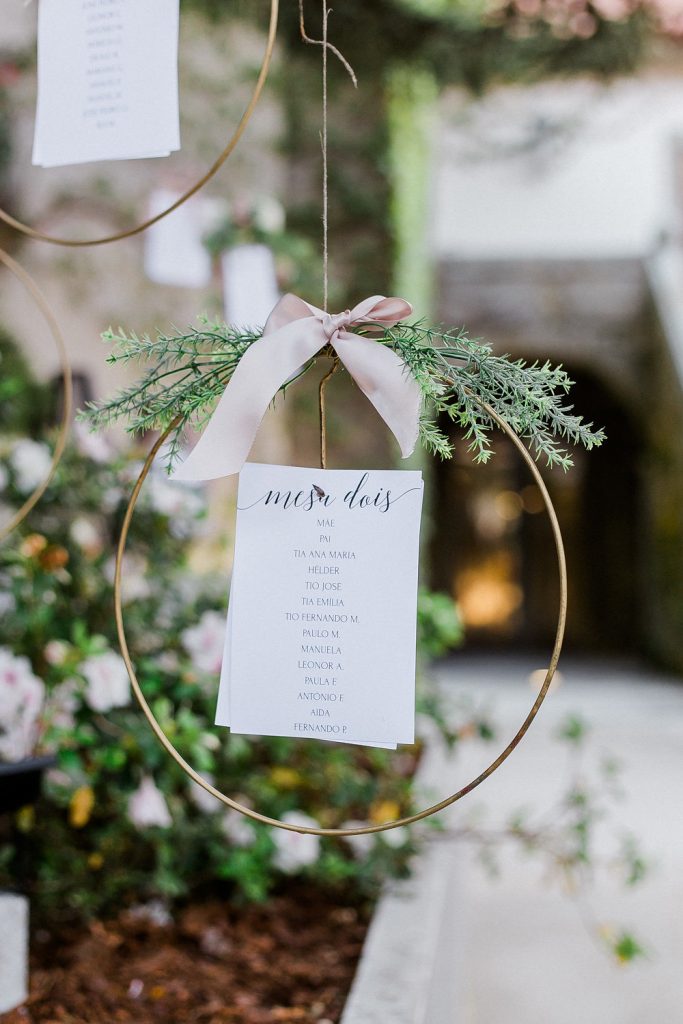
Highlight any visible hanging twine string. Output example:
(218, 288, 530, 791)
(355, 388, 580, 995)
(299, 1, 357, 468)
(322, 2, 329, 312)
(298, 0, 358, 90)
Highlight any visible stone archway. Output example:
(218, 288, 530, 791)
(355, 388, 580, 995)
(431, 255, 683, 663)
(428, 370, 642, 652)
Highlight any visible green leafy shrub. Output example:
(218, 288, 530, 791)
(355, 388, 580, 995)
(0, 347, 647, 965)
(0, 331, 49, 436)
(0, 356, 466, 924)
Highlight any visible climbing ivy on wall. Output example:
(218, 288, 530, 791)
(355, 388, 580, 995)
(182, 0, 657, 308)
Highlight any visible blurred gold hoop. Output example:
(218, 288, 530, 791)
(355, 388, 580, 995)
(115, 403, 567, 836)
(0, 0, 279, 248)
(0, 247, 73, 542)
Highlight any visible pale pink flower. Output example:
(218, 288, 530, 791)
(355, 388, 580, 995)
(128, 776, 172, 829)
(592, 0, 632, 17)
(654, 0, 683, 33)
(44, 639, 70, 666)
(46, 679, 80, 730)
(0, 648, 45, 760)
(181, 610, 226, 675)
(81, 651, 130, 713)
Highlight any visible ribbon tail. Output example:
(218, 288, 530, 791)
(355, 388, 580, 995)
(332, 334, 422, 459)
(171, 320, 325, 481)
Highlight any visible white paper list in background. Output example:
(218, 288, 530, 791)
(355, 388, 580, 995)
(33, 0, 180, 167)
(144, 188, 228, 288)
(216, 464, 424, 748)
(221, 244, 280, 328)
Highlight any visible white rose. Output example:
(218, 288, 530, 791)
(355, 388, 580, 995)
(101, 486, 123, 513)
(70, 517, 103, 557)
(340, 821, 375, 859)
(272, 811, 321, 873)
(103, 553, 151, 604)
(0, 648, 45, 761)
(181, 610, 226, 676)
(0, 729, 32, 762)
(81, 651, 130, 712)
(128, 776, 172, 829)
(253, 195, 285, 235)
(148, 471, 205, 542)
(221, 811, 255, 848)
(381, 824, 410, 849)
(147, 472, 204, 522)
(0, 591, 15, 616)
(189, 773, 221, 814)
(9, 439, 52, 494)
(72, 422, 113, 464)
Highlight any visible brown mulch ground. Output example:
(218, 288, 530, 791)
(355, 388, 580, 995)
(1, 887, 370, 1024)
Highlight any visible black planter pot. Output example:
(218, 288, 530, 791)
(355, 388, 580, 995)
(0, 755, 56, 815)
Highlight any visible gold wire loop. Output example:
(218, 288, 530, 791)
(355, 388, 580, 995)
(114, 403, 567, 837)
(0, 0, 279, 248)
(0, 247, 73, 542)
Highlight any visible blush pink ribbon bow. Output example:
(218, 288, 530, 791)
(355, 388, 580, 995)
(171, 293, 422, 481)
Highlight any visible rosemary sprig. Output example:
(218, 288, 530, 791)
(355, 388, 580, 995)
(83, 316, 604, 470)
(382, 321, 605, 469)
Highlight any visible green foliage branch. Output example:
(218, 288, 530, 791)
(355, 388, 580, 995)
(85, 316, 604, 470)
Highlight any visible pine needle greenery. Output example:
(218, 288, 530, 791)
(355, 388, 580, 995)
(84, 315, 605, 470)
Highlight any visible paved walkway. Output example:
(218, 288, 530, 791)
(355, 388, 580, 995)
(435, 655, 683, 1024)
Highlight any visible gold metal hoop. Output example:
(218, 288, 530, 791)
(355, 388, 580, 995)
(115, 404, 567, 836)
(0, 0, 279, 248)
(0, 247, 73, 542)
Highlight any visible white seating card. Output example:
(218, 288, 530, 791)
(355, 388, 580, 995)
(216, 464, 424, 748)
(222, 244, 280, 329)
(32, 0, 180, 168)
(144, 188, 222, 289)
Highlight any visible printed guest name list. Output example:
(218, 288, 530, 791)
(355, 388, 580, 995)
(33, 0, 180, 167)
(216, 464, 424, 748)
